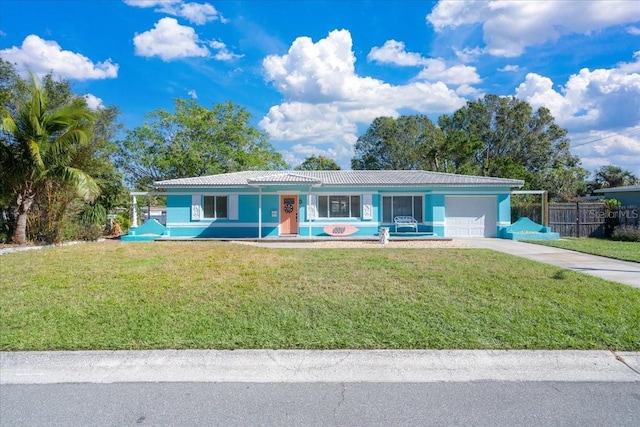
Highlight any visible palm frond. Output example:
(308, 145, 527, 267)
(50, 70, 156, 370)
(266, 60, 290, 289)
(57, 166, 101, 202)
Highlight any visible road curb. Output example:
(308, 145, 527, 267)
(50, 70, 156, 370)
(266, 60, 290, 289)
(2, 350, 639, 384)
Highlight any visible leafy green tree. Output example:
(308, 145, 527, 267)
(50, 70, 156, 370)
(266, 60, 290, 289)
(436, 95, 587, 200)
(0, 59, 29, 119)
(437, 113, 483, 174)
(592, 165, 639, 189)
(351, 115, 444, 170)
(116, 99, 287, 189)
(295, 155, 340, 170)
(1, 76, 100, 244)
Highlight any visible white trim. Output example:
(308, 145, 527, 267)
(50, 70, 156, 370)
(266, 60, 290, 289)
(166, 222, 279, 228)
(191, 195, 202, 220)
(431, 190, 510, 195)
(258, 188, 263, 239)
(307, 194, 317, 220)
(228, 195, 239, 220)
(512, 190, 547, 195)
(362, 193, 373, 220)
(165, 191, 285, 196)
(131, 191, 166, 196)
(422, 221, 446, 226)
(313, 190, 373, 195)
(299, 221, 380, 227)
(378, 192, 426, 196)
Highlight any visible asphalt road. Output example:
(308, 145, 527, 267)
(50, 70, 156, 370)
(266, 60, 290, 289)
(2, 350, 639, 426)
(2, 381, 640, 426)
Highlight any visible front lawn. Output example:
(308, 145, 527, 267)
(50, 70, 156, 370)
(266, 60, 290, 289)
(1, 241, 638, 351)
(525, 238, 640, 263)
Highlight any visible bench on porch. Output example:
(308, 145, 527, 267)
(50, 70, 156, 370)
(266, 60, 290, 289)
(393, 216, 418, 233)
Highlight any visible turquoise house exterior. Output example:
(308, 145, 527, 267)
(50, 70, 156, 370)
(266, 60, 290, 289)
(594, 185, 640, 207)
(128, 171, 523, 240)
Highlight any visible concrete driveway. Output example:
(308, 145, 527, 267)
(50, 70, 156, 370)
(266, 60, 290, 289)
(459, 238, 640, 288)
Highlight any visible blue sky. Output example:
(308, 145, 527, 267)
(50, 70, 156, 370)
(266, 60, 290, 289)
(2, 0, 640, 177)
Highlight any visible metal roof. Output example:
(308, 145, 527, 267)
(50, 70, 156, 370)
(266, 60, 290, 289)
(593, 185, 640, 194)
(154, 170, 524, 188)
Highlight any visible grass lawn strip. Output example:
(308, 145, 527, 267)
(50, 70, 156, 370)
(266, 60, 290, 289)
(1, 241, 638, 351)
(524, 238, 640, 263)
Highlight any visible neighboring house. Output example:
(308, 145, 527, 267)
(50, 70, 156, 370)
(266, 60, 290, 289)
(136, 170, 523, 239)
(594, 185, 640, 207)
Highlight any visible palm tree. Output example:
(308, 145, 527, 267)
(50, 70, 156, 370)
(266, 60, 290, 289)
(593, 165, 639, 189)
(0, 76, 99, 244)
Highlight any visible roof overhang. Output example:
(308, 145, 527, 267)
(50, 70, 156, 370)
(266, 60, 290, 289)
(593, 185, 640, 194)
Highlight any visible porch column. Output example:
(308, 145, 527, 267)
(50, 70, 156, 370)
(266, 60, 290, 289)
(308, 186, 313, 237)
(258, 188, 262, 239)
(131, 195, 138, 228)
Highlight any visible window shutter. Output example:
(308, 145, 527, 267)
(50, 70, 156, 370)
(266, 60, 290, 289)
(228, 195, 239, 220)
(191, 194, 202, 220)
(362, 193, 373, 220)
(307, 194, 317, 220)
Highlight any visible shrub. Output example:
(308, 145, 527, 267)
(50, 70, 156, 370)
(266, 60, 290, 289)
(611, 225, 640, 242)
(603, 199, 622, 238)
(114, 213, 131, 234)
(77, 224, 105, 241)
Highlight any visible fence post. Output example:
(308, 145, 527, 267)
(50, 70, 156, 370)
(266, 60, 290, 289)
(544, 191, 549, 227)
(576, 202, 580, 237)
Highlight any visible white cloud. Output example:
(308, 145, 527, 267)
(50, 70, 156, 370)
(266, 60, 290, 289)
(125, 0, 226, 25)
(133, 17, 209, 61)
(83, 94, 104, 110)
(188, 89, 197, 99)
(160, 2, 226, 25)
(124, 0, 172, 8)
(453, 47, 483, 63)
(285, 144, 345, 169)
(498, 65, 520, 72)
(571, 128, 640, 177)
(367, 39, 481, 86)
(209, 40, 243, 61)
(516, 54, 640, 131)
(629, 26, 640, 35)
(0, 35, 118, 80)
(455, 84, 484, 98)
(428, 0, 640, 57)
(261, 30, 466, 166)
(367, 40, 426, 66)
(427, 0, 492, 32)
(124, 0, 177, 7)
(416, 60, 481, 85)
(515, 52, 640, 177)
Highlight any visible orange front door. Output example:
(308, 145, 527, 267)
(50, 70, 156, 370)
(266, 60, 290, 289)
(280, 195, 298, 235)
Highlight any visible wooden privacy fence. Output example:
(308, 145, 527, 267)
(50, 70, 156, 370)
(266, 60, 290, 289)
(515, 202, 639, 238)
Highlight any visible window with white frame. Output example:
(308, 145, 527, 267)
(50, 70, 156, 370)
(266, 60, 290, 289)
(382, 196, 423, 222)
(203, 195, 228, 219)
(317, 195, 361, 218)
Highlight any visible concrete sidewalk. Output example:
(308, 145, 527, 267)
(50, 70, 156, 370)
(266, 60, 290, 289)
(459, 238, 640, 288)
(1, 350, 639, 384)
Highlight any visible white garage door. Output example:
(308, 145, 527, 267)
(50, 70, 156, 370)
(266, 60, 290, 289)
(445, 196, 497, 238)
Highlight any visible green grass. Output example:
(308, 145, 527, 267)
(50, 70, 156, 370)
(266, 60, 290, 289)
(1, 241, 639, 351)
(525, 238, 640, 263)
